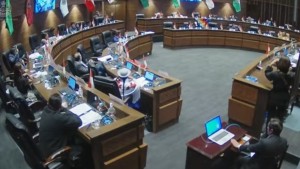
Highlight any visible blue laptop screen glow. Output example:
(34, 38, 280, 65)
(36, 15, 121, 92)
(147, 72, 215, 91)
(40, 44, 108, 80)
(144, 71, 155, 81)
(126, 61, 133, 70)
(68, 77, 76, 90)
(205, 116, 222, 137)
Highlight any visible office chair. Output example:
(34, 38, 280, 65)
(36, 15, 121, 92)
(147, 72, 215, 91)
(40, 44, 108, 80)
(57, 24, 67, 36)
(77, 44, 93, 64)
(0, 76, 14, 113)
(2, 50, 13, 73)
(93, 16, 104, 26)
(29, 34, 40, 51)
(136, 14, 145, 20)
(41, 28, 55, 37)
(102, 30, 113, 47)
(87, 61, 107, 77)
(9, 86, 46, 136)
(66, 55, 78, 76)
(163, 22, 173, 29)
(90, 36, 105, 56)
(274, 144, 289, 169)
(94, 76, 121, 99)
(5, 113, 71, 169)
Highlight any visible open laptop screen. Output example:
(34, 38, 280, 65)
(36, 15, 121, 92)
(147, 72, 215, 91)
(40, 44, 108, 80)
(68, 76, 76, 90)
(126, 61, 133, 70)
(205, 116, 222, 137)
(144, 71, 155, 81)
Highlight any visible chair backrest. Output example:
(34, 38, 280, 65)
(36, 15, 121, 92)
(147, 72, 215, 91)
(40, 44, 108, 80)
(0, 78, 12, 110)
(57, 24, 67, 36)
(136, 14, 145, 19)
(275, 144, 289, 169)
(94, 76, 121, 99)
(5, 113, 45, 169)
(13, 43, 26, 58)
(41, 28, 55, 37)
(163, 22, 173, 29)
(90, 36, 104, 54)
(94, 16, 104, 26)
(29, 34, 40, 51)
(77, 44, 89, 63)
(66, 55, 77, 76)
(2, 50, 13, 72)
(102, 30, 113, 46)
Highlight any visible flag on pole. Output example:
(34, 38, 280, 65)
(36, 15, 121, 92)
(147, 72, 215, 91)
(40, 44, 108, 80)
(140, 0, 149, 8)
(205, 0, 214, 10)
(172, 0, 180, 8)
(232, 0, 241, 12)
(142, 55, 147, 69)
(125, 46, 130, 59)
(88, 69, 94, 88)
(266, 43, 270, 54)
(85, 0, 95, 12)
(5, 0, 13, 35)
(60, 0, 69, 17)
(26, 0, 33, 26)
(0, 0, 6, 21)
(63, 58, 66, 74)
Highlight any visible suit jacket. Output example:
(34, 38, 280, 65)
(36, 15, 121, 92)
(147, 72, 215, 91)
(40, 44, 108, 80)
(239, 134, 287, 168)
(74, 61, 89, 77)
(39, 106, 82, 158)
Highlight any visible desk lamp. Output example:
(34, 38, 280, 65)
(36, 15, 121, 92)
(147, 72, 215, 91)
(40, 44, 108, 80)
(117, 68, 131, 100)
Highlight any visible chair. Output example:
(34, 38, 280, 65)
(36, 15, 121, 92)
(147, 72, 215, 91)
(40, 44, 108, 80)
(90, 36, 105, 56)
(66, 55, 77, 76)
(136, 14, 145, 20)
(2, 50, 13, 73)
(77, 44, 92, 63)
(102, 30, 113, 46)
(29, 34, 40, 51)
(41, 28, 55, 37)
(94, 16, 104, 26)
(163, 21, 173, 29)
(274, 144, 289, 169)
(0, 76, 14, 113)
(88, 61, 107, 77)
(94, 76, 121, 99)
(57, 24, 67, 36)
(9, 86, 46, 136)
(5, 113, 71, 169)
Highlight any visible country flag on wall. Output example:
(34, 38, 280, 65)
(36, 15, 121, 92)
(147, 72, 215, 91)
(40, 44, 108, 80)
(198, 18, 209, 27)
(172, 0, 180, 8)
(0, 0, 5, 21)
(140, 0, 149, 8)
(85, 0, 95, 12)
(60, 0, 69, 17)
(233, 0, 241, 12)
(5, 0, 13, 35)
(205, 0, 214, 10)
(266, 43, 270, 54)
(26, 0, 33, 26)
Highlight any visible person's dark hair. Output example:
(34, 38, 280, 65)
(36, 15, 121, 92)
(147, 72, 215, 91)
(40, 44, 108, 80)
(268, 118, 283, 135)
(74, 52, 81, 62)
(277, 57, 291, 74)
(48, 93, 62, 111)
(13, 62, 23, 82)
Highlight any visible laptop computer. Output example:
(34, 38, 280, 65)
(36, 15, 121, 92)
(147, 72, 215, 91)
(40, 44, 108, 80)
(143, 71, 155, 87)
(205, 116, 234, 145)
(59, 76, 76, 96)
(126, 61, 133, 70)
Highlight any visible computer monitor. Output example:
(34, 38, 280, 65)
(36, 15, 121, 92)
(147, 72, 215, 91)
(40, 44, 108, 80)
(94, 16, 104, 26)
(126, 61, 133, 70)
(87, 90, 100, 108)
(144, 71, 155, 81)
(205, 116, 222, 137)
(94, 76, 121, 99)
(68, 76, 76, 90)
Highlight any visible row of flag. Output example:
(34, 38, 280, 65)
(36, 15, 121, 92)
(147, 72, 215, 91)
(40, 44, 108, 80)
(140, 0, 241, 13)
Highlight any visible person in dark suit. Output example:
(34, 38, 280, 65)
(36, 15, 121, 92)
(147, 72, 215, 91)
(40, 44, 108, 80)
(102, 14, 111, 24)
(74, 52, 89, 77)
(39, 93, 82, 158)
(231, 118, 287, 169)
(13, 62, 32, 96)
(265, 57, 293, 124)
(8, 47, 25, 69)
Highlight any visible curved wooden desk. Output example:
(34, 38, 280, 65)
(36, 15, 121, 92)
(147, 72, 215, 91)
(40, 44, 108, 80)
(35, 21, 148, 169)
(137, 17, 300, 42)
(163, 29, 289, 52)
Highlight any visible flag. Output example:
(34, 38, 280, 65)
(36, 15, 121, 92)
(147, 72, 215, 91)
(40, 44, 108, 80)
(60, 0, 69, 17)
(63, 58, 66, 74)
(198, 18, 208, 27)
(5, 0, 13, 35)
(233, 0, 241, 12)
(125, 46, 130, 59)
(172, 0, 180, 8)
(266, 43, 270, 54)
(142, 55, 147, 69)
(25, 0, 33, 26)
(88, 69, 94, 88)
(205, 0, 214, 10)
(0, 0, 5, 21)
(140, 0, 149, 8)
(85, 0, 95, 12)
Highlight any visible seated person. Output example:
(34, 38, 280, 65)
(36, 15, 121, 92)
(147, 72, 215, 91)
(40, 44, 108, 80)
(73, 52, 89, 76)
(188, 21, 194, 29)
(113, 31, 122, 42)
(8, 46, 26, 69)
(39, 93, 82, 158)
(173, 11, 183, 18)
(154, 12, 163, 19)
(103, 14, 111, 24)
(69, 22, 78, 34)
(231, 118, 287, 169)
(13, 62, 36, 102)
(41, 32, 49, 46)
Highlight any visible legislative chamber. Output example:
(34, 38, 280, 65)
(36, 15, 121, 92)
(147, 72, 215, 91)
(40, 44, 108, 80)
(1, 0, 300, 169)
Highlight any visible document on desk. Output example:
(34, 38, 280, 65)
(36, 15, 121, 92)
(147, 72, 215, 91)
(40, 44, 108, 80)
(70, 103, 92, 116)
(79, 110, 101, 128)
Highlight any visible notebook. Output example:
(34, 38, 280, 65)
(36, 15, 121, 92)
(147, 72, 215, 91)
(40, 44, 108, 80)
(205, 116, 234, 145)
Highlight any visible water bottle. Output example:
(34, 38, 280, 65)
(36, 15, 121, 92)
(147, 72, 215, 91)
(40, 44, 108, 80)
(107, 103, 116, 120)
(98, 101, 107, 115)
(78, 85, 83, 98)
